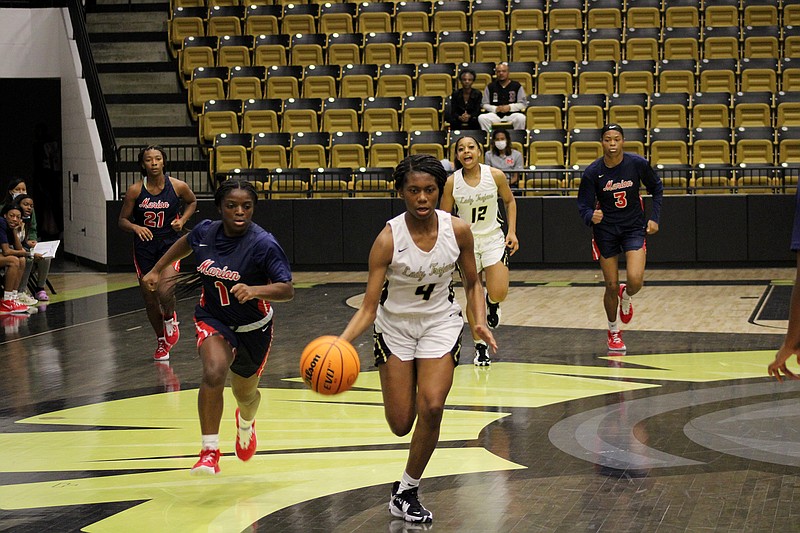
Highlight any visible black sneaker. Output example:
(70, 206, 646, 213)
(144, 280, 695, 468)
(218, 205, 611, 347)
(486, 294, 501, 329)
(473, 342, 491, 366)
(389, 481, 433, 523)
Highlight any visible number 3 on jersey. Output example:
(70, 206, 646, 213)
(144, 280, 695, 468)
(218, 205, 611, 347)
(613, 191, 627, 208)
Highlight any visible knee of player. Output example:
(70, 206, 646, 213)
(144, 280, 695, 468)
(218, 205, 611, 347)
(201, 364, 229, 388)
(418, 401, 446, 426)
(604, 280, 620, 293)
(386, 416, 415, 437)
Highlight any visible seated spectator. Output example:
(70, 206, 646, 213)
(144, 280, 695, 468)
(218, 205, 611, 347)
(478, 63, 527, 131)
(14, 194, 50, 302)
(0, 204, 31, 314)
(2, 179, 38, 239)
(446, 68, 483, 130)
(484, 129, 524, 188)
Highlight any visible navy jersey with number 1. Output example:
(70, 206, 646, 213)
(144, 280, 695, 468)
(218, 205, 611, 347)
(187, 219, 292, 327)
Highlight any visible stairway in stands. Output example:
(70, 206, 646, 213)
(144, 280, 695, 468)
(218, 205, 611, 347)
(85, 0, 210, 194)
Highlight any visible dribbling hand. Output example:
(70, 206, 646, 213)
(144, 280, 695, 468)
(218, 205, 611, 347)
(768, 346, 800, 382)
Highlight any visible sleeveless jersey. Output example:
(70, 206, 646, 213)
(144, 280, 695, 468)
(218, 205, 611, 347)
(188, 219, 293, 327)
(379, 210, 461, 317)
(133, 177, 182, 245)
(451, 164, 502, 237)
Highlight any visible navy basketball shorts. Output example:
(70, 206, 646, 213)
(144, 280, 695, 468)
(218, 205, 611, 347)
(592, 223, 646, 260)
(194, 308, 274, 379)
(133, 238, 180, 278)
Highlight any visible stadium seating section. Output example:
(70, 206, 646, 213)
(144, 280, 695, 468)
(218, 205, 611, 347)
(167, 0, 799, 197)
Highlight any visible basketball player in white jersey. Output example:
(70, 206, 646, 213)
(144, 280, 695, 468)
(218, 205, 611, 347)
(440, 135, 518, 366)
(340, 154, 497, 524)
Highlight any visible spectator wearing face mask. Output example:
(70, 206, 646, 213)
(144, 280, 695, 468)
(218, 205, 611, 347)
(483, 129, 524, 188)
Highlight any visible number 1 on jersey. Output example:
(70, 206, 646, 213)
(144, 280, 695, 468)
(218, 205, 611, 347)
(215, 281, 230, 306)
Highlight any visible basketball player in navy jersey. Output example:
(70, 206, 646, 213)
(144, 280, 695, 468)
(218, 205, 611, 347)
(119, 145, 197, 361)
(143, 178, 294, 475)
(769, 186, 800, 381)
(577, 124, 664, 352)
(340, 155, 497, 524)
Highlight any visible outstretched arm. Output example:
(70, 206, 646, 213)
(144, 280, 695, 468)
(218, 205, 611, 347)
(340, 225, 393, 344)
(492, 167, 519, 255)
(454, 218, 497, 353)
(141, 235, 193, 291)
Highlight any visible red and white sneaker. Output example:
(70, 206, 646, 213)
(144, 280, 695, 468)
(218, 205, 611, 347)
(163, 313, 180, 348)
(0, 299, 30, 315)
(191, 448, 221, 475)
(618, 283, 633, 324)
(607, 330, 626, 352)
(153, 337, 170, 361)
(235, 408, 257, 461)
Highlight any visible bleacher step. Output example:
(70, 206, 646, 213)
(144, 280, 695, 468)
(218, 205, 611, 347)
(93, 41, 171, 63)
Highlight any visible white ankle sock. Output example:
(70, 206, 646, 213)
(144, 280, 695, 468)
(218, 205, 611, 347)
(398, 471, 420, 493)
(201, 434, 219, 450)
(608, 321, 619, 332)
(238, 414, 254, 431)
(3, 291, 12, 301)
(621, 288, 631, 300)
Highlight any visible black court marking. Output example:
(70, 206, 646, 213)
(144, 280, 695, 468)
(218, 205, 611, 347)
(754, 285, 792, 321)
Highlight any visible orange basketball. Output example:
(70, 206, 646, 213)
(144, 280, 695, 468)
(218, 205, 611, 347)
(300, 336, 360, 395)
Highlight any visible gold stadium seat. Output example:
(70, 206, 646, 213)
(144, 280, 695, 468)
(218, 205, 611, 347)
(408, 130, 447, 161)
(473, 30, 510, 64)
(364, 31, 400, 65)
(527, 129, 567, 167)
(302, 65, 340, 100)
(402, 96, 442, 132)
(664, 0, 699, 28)
(228, 66, 265, 101)
(470, 0, 508, 32)
(281, 3, 318, 35)
(566, 94, 606, 130)
(206, 5, 243, 38)
(507, 61, 535, 96)
(568, 129, 604, 168)
(511, 29, 545, 63)
(692, 165, 734, 194)
(290, 33, 326, 68)
(394, 1, 432, 33)
(692, 128, 732, 166)
(739, 58, 778, 94)
(265, 65, 301, 100)
(432, 0, 469, 32)
(290, 132, 329, 169)
(525, 94, 564, 130)
(625, 0, 660, 29)
(663, 26, 700, 61)
(702, 26, 740, 60)
(742, 1, 778, 27)
(523, 175, 565, 196)
(548, 28, 584, 63)
(616, 59, 656, 94)
(692, 92, 731, 129)
(368, 131, 407, 169)
(340, 64, 377, 99)
(417, 63, 456, 98)
(437, 31, 473, 65)
(650, 92, 690, 129)
(548, 0, 584, 30)
(536, 61, 576, 95)
(376, 63, 415, 98)
(624, 27, 660, 61)
(607, 93, 647, 129)
(251, 132, 290, 170)
(659, 60, 697, 94)
(511, 0, 545, 30)
(358, 2, 394, 34)
(327, 33, 363, 67)
(733, 92, 773, 128)
(577, 60, 615, 95)
(212, 133, 251, 176)
(650, 128, 691, 167)
(318, 3, 356, 35)
(363, 96, 403, 132)
(329, 131, 369, 169)
(698, 59, 737, 93)
(704, 5, 738, 28)
(777, 92, 800, 128)
(734, 127, 776, 184)
(321, 97, 361, 133)
(169, 6, 205, 58)
(200, 99, 241, 146)
(217, 35, 253, 69)
(253, 34, 288, 68)
(282, 98, 322, 133)
(244, 4, 280, 37)
(179, 36, 216, 89)
(586, 0, 622, 29)
(782, 58, 800, 93)
(400, 31, 437, 65)
(241, 98, 281, 135)
(743, 26, 780, 59)
(655, 165, 691, 195)
(586, 28, 621, 62)
(188, 66, 227, 120)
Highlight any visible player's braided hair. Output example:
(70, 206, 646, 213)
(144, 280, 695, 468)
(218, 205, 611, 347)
(214, 177, 258, 207)
(137, 145, 168, 177)
(393, 154, 447, 193)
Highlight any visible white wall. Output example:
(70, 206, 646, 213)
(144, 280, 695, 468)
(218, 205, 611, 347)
(0, 8, 111, 265)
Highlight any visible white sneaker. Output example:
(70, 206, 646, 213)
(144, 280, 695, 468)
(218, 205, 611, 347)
(17, 293, 38, 306)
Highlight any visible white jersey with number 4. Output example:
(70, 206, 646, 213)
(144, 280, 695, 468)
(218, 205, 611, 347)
(379, 210, 461, 317)
(452, 163, 502, 237)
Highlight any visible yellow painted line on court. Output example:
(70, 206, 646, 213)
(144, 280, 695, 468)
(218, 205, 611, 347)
(45, 280, 141, 304)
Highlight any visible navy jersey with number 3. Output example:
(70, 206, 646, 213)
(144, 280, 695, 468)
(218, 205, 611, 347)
(188, 219, 292, 326)
(577, 153, 663, 229)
